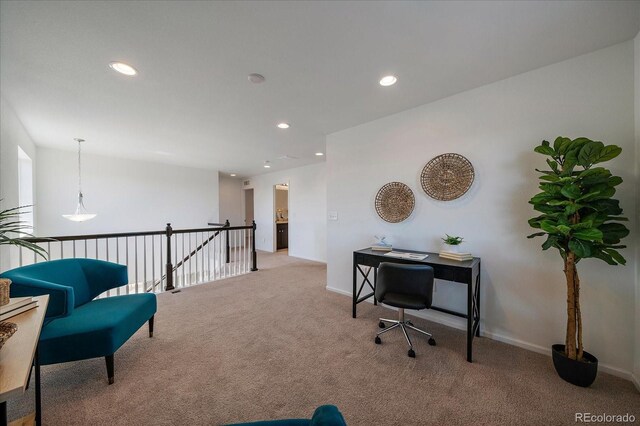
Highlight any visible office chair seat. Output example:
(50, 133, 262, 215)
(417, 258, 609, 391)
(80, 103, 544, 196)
(374, 262, 436, 357)
(377, 292, 428, 310)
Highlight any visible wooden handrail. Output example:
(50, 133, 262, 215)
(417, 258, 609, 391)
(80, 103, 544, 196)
(19, 220, 258, 293)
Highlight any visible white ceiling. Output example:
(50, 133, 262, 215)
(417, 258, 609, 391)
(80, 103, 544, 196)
(1, 1, 639, 177)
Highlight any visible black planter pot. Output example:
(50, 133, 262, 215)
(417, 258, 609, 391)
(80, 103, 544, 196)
(551, 344, 598, 387)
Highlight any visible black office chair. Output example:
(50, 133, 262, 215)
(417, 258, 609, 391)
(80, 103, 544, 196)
(374, 262, 436, 357)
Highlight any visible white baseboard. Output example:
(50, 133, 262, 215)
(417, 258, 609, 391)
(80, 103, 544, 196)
(289, 254, 327, 264)
(326, 286, 351, 297)
(325, 285, 636, 384)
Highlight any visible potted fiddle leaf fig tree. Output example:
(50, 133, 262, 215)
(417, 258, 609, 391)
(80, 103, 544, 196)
(527, 137, 629, 387)
(0, 204, 48, 305)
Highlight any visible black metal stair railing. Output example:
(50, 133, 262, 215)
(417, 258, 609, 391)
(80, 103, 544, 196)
(16, 220, 258, 296)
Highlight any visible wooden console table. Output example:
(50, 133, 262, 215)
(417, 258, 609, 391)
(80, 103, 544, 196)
(0, 295, 49, 426)
(353, 248, 481, 362)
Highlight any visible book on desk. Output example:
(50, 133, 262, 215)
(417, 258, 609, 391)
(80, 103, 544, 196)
(383, 251, 428, 261)
(0, 297, 38, 321)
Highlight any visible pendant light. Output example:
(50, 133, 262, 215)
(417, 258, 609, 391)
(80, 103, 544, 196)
(62, 138, 97, 222)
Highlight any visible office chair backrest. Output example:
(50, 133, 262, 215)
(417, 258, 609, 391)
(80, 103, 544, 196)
(375, 262, 435, 308)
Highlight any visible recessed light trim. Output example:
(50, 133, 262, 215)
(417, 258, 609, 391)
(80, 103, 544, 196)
(264, 161, 271, 169)
(315, 152, 324, 156)
(230, 173, 237, 177)
(379, 75, 397, 86)
(109, 62, 137, 76)
(277, 123, 290, 129)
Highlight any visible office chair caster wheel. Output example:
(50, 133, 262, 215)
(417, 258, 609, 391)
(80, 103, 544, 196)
(428, 338, 436, 346)
(408, 349, 416, 358)
(378, 321, 385, 329)
(374, 336, 382, 344)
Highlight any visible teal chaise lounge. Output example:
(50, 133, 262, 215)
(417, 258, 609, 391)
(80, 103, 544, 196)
(227, 405, 347, 426)
(1, 258, 156, 384)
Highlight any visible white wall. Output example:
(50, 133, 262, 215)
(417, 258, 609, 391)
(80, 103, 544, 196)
(247, 163, 326, 262)
(218, 173, 244, 226)
(634, 32, 640, 388)
(36, 147, 219, 236)
(0, 96, 37, 270)
(327, 41, 637, 377)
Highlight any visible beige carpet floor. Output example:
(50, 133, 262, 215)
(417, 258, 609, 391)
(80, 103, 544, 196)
(8, 251, 639, 425)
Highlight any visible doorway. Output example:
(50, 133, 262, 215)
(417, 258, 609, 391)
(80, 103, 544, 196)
(274, 183, 288, 252)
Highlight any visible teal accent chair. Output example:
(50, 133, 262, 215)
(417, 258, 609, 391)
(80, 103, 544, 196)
(227, 405, 347, 426)
(2, 258, 156, 384)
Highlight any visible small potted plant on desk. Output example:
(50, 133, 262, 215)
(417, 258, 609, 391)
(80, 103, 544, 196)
(527, 137, 629, 387)
(441, 234, 464, 253)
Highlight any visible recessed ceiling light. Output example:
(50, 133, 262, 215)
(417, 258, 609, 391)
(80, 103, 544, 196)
(315, 152, 324, 156)
(248, 73, 265, 83)
(109, 62, 137, 76)
(379, 75, 397, 86)
(264, 161, 271, 168)
(277, 123, 290, 129)
(230, 173, 237, 177)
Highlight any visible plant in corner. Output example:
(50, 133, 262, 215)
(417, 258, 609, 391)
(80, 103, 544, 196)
(527, 137, 629, 387)
(0, 203, 48, 305)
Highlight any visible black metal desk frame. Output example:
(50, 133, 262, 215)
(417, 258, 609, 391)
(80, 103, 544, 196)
(353, 248, 481, 362)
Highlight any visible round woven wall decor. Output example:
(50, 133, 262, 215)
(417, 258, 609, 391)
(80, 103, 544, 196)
(375, 182, 415, 223)
(421, 153, 474, 201)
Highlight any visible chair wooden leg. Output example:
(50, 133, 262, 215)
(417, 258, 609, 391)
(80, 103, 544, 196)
(105, 354, 114, 385)
(149, 315, 154, 338)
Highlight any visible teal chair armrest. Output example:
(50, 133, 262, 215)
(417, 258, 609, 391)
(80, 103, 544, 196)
(6, 275, 75, 319)
(79, 259, 129, 299)
(310, 406, 347, 426)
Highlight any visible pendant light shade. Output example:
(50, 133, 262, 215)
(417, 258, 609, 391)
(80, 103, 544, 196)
(62, 138, 97, 222)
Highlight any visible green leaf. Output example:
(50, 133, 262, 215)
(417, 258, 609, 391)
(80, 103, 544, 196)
(546, 159, 559, 174)
(553, 137, 572, 155)
(591, 250, 617, 265)
(527, 232, 546, 239)
(534, 144, 556, 157)
(572, 228, 603, 241)
(539, 183, 562, 195)
(539, 174, 560, 182)
(529, 192, 556, 204)
(600, 223, 630, 244)
(592, 145, 622, 164)
(564, 203, 583, 215)
(540, 221, 559, 234)
(578, 141, 604, 168)
(542, 235, 560, 250)
(570, 220, 593, 230)
(548, 200, 570, 206)
(560, 184, 582, 199)
(562, 150, 578, 174)
(569, 239, 592, 258)
(603, 248, 626, 265)
(607, 176, 623, 187)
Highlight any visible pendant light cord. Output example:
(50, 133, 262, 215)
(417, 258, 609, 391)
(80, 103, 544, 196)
(78, 139, 82, 196)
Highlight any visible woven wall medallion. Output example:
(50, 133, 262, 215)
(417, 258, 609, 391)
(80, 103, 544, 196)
(375, 182, 415, 223)
(421, 153, 474, 201)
